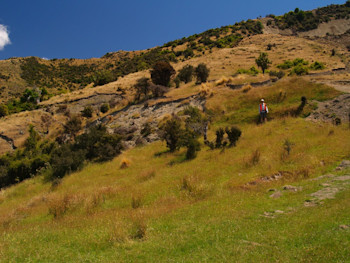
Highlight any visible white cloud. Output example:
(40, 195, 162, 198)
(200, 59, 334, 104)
(0, 24, 11, 51)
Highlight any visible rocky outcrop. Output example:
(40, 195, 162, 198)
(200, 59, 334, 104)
(0, 133, 17, 150)
(89, 94, 206, 149)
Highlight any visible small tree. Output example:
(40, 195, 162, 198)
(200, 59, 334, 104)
(100, 103, 110, 113)
(255, 52, 271, 74)
(150, 61, 175, 86)
(178, 65, 194, 83)
(215, 128, 225, 148)
(159, 117, 183, 152)
(134, 77, 150, 101)
(225, 126, 242, 147)
(186, 138, 200, 160)
(195, 63, 210, 83)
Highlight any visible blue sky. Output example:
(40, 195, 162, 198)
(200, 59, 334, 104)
(0, 0, 345, 60)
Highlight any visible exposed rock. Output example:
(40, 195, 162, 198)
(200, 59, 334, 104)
(310, 187, 340, 200)
(307, 94, 350, 124)
(283, 185, 302, 192)
(270, 191, 282, 199)
(335, 160, 350, 171)
(333, 175, 350, 182)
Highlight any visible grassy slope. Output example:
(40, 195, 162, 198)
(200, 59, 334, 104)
(0, 77, 350, 262)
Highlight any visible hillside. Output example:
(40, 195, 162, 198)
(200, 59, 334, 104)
(0, 2, 350, 262)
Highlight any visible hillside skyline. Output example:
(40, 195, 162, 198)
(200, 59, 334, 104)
(0, 0, 345, 60)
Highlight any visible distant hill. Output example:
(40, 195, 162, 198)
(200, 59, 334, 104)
(0, 2, 349, 105)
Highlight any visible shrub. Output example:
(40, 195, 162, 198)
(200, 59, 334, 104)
(183, 48, 194, 58)
(120, 158, 131, 169)
(309, 61, 325, 70)
(277, 60, 294, 69)
(215, 128, 225, 148)
(178, 65, 194, 83)
(174, 76, 180, 88)
(150, 61, 176, 86)
(290, 64, 309, 75)
(64, 116, 82, 138)
(159, 116, 184, 152)
(134, 77, 150, 101)
(225, 126, 242, 147)
(186, 138, 200, 160)
(269, 70, 285, 79)
(195, 63, 210, 83)
(81, 106, 93, 118)
(236, 66, 259, 76)
(74, 124, 123, 162)
(100, 103, 110, 113)
(0, 104, 8, 117)
(50, 144, 86, 179)
(149, 84, 168, 98)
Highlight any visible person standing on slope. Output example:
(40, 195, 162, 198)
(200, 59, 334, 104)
(259, 99, 268, 123)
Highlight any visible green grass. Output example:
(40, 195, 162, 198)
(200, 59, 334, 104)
(0, 78, 349, 262)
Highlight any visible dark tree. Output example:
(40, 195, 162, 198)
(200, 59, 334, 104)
(195, 63, 210, 83)
(100, 103, 110, 113)
(134, 77, 150, 101)
(150, 61, 175, 86)
(215, 128, 225, 148)
(178, 65, 194, 83)
(225, 126, 242, 147)
(159, 117, 184, 152)
(255, 52, 271, 74)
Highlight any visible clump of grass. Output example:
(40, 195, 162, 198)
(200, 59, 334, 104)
(131, 195, 143, 209)
(130, 215, 147, 240)
(181, 175, 212, 200)
(242, 84, 252, 93)
(108, 221, 128, 244)
(120, 158, 131, 169)
(215, 76, 234, 86)
(139, 170, 156, 182)
(199, 83, 214, 98)
(246, 149, 260, 167)
(281, 139, 294, 161)
(85, 192, 104, 214)
(48, 194, 72, 219)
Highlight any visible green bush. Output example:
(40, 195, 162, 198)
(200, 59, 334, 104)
(100, 103, 110, 113)
(81, 106, 93, 118)
(150, 61, 176, 86)
(236, 66, 259, 76)
(74, 124, 123, 162)
(186, 138, 200, 160)
(178, 65, 194, 83)
(269, 70, 285, 79)
(159, 117, 184, 152)
(50, 144, 86, 179)
(290, 64, 309, 75)
(195, 63, 210, 83)
(225, 126, 242, 147)
(309, 61, 325, 70)
(277, 60, 294, 69)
